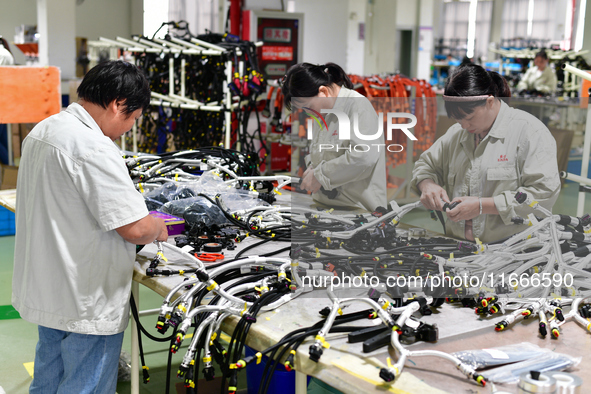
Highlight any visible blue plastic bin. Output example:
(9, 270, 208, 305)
(0, 206, 15, 236)
(245, 345, 309, 394)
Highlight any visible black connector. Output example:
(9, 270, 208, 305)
(156, 316, 168, 334)
(539, 322, 547, 337)
(142, 367, 150, 384)
(196, 270, 209, 281)
(579, 304, 591, 318)
(203, 366, 215, 381)
(309, 344, 323, 362)
(379, 368, 396, 382)
(514, 192, 527, 204)
(177, 364, 189, 378)
(319, 306, 331, 317)
(511, 217, 525, 225)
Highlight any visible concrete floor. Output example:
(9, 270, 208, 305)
(0, 180, 589, 393)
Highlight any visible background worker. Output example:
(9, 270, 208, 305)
(281, 62, 387, 211)
(12, 60, 168, 393)
(412, 63, 560, 243)
(0, 37, 14, 65)
(516, 49, 557, 95)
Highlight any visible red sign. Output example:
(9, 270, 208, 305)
(261, 46, 293, 61)
(263, 28, 292, 43)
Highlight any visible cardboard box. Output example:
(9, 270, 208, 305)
(1, 165, 18, 190)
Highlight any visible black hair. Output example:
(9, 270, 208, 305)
(0, 37, 12, 55)
(535, 49, 549, 61)
(281, 62, 353, 110)
(444, 63, 511, 119)
(77, 60, 151, 115)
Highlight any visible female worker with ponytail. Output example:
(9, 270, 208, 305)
(281, 62, 387, 211)
(411, 63, 560, 243)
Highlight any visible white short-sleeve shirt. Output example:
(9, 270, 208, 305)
(12, 103, 149, 335)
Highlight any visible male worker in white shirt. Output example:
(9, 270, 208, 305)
(12, 60, 168, 393)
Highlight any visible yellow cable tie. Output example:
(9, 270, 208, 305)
(175, 174, 179, 181)
(142, 366, 149, 370)
(291, 262, 299, 267)
(178, 305, 187, 313)
(449, 252, 454, 259)
(138, 183, 144, 193)
(256, 352, 262, 364)
(415, 269, 420, 276)
(337, 308, 343, 315)
(290, 350, 296, 355)
(211, 332, 217, 341)
(203, 356, 212, 363)
(315, 335, 330, 349)
(360, 269, 366, 277)
(206, 282, 217, 291)
(529, 200, 538, 207)
(240, 302, 248, 316)
(278, 272, 286, 278)
(179, 270, 185, 275)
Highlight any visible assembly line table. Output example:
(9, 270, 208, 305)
(129, 192, 591, 394)
(3, 187, 589, 393)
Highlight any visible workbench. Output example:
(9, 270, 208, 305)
(5, 186, 589, 393)
(130, 192, 591, 394)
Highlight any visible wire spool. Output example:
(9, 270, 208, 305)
(547, 372, 583, 394)
(518, 371, 557, 394)
(203, 243, 223, 252)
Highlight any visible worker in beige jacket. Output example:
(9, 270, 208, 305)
(412, 63, 560, 243)
(516, 50, 557, 95)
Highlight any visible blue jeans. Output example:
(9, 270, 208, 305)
(30, 325, 124, 394)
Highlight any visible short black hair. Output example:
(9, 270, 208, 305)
(535, 49, 549, 61)
(77, 60, 151, 115)
(444, 63, 511, 119)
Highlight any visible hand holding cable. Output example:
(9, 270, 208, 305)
(417, 179, 450, 211)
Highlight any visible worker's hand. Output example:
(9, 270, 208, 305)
(445, 196, 480, 222)
(151, 215, 169, 242)
(301, 166, 322, 193)
(417, 179, 449, 211)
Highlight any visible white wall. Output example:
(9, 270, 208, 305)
(76, 0, 134, 40)
(364, 0, 398, 75)
(0, 0, 37, 65)
(346, 0, 366, 75)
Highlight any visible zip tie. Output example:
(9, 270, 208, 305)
(255, 352, 262, 364)
(291, 262, 299, 267)
(203, 356, 212, 363)
(475, 238, 484, 253)
(156, 251, 168, 262)
(138, 183, 144, 193)
(337, 308, 343, 315)
(175, 174, 179, 181)
(315, 335, 330, 349)
(206, 282, 217, 291)
(178, 270, 185, 275)
(178, 305, 187, 313)
(529, 200, 538, 207)
(143, 366, 149, 370)
(240, 302, 248, 316)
